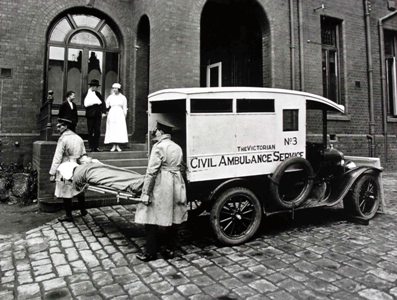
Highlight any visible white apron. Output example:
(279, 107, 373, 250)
(104, 93, 128, 144)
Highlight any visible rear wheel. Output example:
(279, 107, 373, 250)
(210, 187, 262, 245)
(344, 174, 380, 220)
(269, 157, 314, 209)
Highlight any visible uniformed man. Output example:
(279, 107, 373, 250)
(49, 118, 87, 222)
(135, 121, 188, 261)
(58, 91, 78, 132)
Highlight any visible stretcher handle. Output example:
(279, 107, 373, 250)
(86, 185, 149, 204)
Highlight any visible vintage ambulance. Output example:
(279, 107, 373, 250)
(147, 87, 382, 245)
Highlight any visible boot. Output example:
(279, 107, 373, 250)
(58, 198, 73, 222)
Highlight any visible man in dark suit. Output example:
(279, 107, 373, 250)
(59, 91, 78, 132)
(83, 79, 106, 152)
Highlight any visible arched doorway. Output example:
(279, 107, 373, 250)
(46, 9, 122, 105)
(134, 16, 150, 142)
(200, 0, 270, 87)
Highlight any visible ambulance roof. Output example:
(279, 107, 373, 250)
(148, 87, 344, 113)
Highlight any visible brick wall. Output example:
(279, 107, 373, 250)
(0, 0, 134, 163)
(1, 0, 397, 169)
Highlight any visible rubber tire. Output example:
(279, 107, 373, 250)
(210, 187, 262, 245)
(269, 157, 314, 209)
(344, 174, 380, 220)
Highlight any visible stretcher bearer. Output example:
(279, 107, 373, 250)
(49, 118, 88, 222)
(135, 121, 188, 261)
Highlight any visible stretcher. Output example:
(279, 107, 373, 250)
(57, 161, 147, 204)
(84, 184, 148, 204)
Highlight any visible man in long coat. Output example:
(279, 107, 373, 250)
(135, 121, 188, 261)
(49, 118, 87, 222)
(58, 91, 78, 132)
(83, 79, 106, 152)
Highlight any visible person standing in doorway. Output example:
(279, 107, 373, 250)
(58, 91, 78, 132)
(135, 121, 188, 261)
(49, 118, 87, 222)
(84, 79, 106, 152)
(104, 83, 128, 152)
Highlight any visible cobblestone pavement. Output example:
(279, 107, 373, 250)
(1, 173, 397, 300)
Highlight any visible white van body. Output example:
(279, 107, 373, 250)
(148, 87, 344, 182)
(147, 87, 383, 246)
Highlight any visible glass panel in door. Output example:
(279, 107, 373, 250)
(48, 46, 65, 104)
(104, 52, 119, 99)
(88, 50, 103, 89)
(67, 48, 83, 105)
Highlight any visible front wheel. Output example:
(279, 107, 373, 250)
(344, 174, 380, 220)
(210, 187, 262, 245)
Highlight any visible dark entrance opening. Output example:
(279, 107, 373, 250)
(200, 0, 270, 87)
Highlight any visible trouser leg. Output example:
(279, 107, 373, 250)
(161, 225, 177, 251)
(77, 193, 87, 216)
(144, 224, 158, 256)
(63, 198, 73, 217)
(87, 117, 95, 150)
(92, 114, 102, 150)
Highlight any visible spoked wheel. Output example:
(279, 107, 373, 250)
(188, 198, 207, 218)
(210, 187, 262, 245)
(344, 174, 380, 220)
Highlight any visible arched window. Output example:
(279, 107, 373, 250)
(47, 13, 121, 105)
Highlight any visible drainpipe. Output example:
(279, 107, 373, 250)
(289, 0, 296, 90)
(363, 0, 376, 157)
(378, 11, 397, 163)
(298, 0, 304, 91)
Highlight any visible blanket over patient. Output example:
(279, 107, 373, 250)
(72, 162, 144, 195)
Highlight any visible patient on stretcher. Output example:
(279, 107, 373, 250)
(57, 155, 144, 196)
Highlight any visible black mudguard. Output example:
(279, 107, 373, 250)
(326, 166, 382, 205)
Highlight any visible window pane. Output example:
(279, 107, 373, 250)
(70, 31, 101, 46)
(210, 67, 219, 87)
(104, 52, 119, 99)
(67, 49, 83, 105)
(328, 50, 338, 102)
(283, 109, 299, 131)
(384, 31, 395, 57)
(73, 15, 100, 28)
(88, 51, 103, 89)
(101, 24, 119, 48)
(151, 100, 186, 113)
(386, 57, 397, 116)
(48, 46, 65, 104)
(322, 50, 328, 98)
(237, 99, 274, 113)
(50, 18, 72, 42)
(191, 99, 232, 113)
(321, 17, 337, 46)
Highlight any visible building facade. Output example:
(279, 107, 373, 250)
(0, 0, 397, 169)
